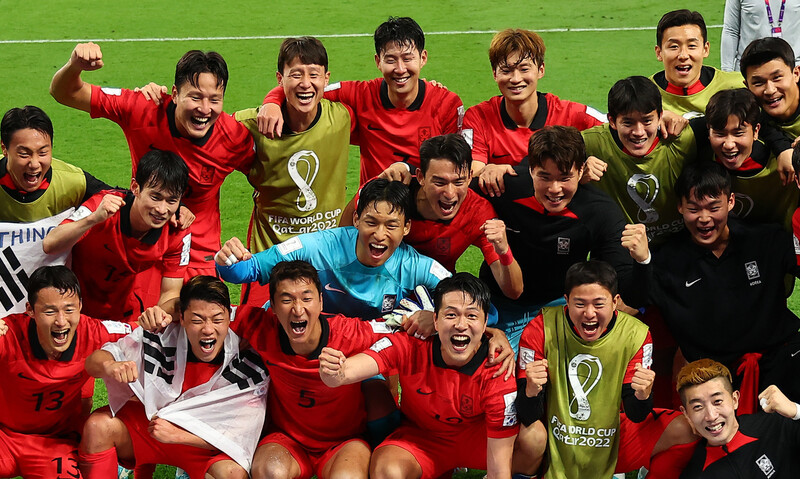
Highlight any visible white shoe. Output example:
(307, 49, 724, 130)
(117, 466, 133, 479)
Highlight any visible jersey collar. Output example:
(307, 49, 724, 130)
(702, 428, 756, 470)
(610, 128, 661, 157)
(119, 190, 163, 245)
(278, 314, 330, 359)
(28, 317, 77, 362)
(500, 92, 548, 131)
(714, 155, 764, 175)
(166, 101, 214, 147)
(380, 79, 426, 111)
(653, 66, 715, 96)
(280, 100, 323, 135)
(0, 156, 53, 202)
(513, 194, 578, 219)
(432, 335, 489, 375)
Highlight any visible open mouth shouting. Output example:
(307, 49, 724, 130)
(438, 198, 458, 217)
(368, 243, 388, 261)
(290, 319, 308, 335)
(199, 338, 216, 354)
(296, 92, 315, 105)
(51, 327, 71, 346)
(450, 334, 471, 352)
(579, 320, 602, 340)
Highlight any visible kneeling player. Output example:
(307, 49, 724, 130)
(319, 273, 518, 479)
(78, 276, 269, 478)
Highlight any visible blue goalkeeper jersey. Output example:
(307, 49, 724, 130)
(217, 226, 451, 320)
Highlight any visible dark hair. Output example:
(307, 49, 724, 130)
(741, 37, 796, 78)
(677, 359, 734, 405)
(656, 9, 707, 46)
(528, 125, 586, 174)
(26, 265, 81, 306)
(564, 260, 618, 297)
(135, 149, 189, 197)
(433, 272, 491, 317)
(374, 17, 425, 55)
(179, 275, 230, 314)
(277, 36, 329, 73)
(791, 142, 800, 176)
(419, 134, 471, 175)
(1, 106, 54, 148)
(705, 89, 760, 132)
(488, 28, 546, 70)
(269, 260, 322, 299)
(608, 76, 663, 119)
(174, 50, 228, 93)
(355, 178, 411, 221)
(675, 161, 732, 202)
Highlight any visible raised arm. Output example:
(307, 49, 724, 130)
(50, 42, 105, 112)
(85, 349, 138, 382)
(318, 347, 380, 388)
(42, 193, 125, 255)
(484, 219, 523, 300)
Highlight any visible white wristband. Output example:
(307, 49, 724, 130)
(793, 402, 800, 420)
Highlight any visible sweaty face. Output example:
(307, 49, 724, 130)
(375, 42, 427, 98)
(181, 299, 230, 363)
(416, 158, 470, 221)
(172, 72, 225, 139)
(2, 128, 53, 193)
(434, 291, 487, 367)
(530, 159, 581, 213)
(493, 53, 544, 104)
(565, 283, 619, 342)
(681, 378, 740, 446)
(27, 287, 81, 360)
(272, 278, 323, 352)
(130, 180, 181, 231)
(608, 110, 661, 157)
(679, 190, 734, 254)
(745, 59, 800, 121)
(708, 116, 759, 170)
(278, 58, 330, 118)
(655, 24, 710, 88)
(353, 201, 410, 267)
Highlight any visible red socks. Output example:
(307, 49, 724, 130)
(78, 447, 118, 479)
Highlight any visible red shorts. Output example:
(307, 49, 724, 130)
(258, 431, 368, 479)
(615, 409, 681, 473)
(0, 427, 81, 479)
(116, 401, 233, 476)
(240, 281, 270, 308)
(376, 423, 492, 478)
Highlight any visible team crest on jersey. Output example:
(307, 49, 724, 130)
(567, 353, 603, 420)
(418, 127, 432, 144)
(755, 454, 776, 477)
(557, 237, 570, 255)
(460, 394, 474, 416)
(200, 165, 215, 184)
(381, 294, 397, 313)
(436, 238, 450, 256)
(745, 261, 761, 281)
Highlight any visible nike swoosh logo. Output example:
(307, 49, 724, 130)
(416, 388, 434, 395)
(491, 153, 510, 159)
(791, 349, 800, 358)
(685, 278, 702, 287)
(324, 283, 347, 294)
(17, 372, 35, 381)
(367, 125, 383, 131)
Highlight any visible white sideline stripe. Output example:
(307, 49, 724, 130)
(0, 25, 723, 45)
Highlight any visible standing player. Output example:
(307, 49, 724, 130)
(234, 36, 354, 307)
(319, 273, 519, 479)
(78, 276, 269, 479)
(0, 266, 171, 479)
(42, 149, 191, 323)
(678, 359, 800, 478)
(462, 28, 604, 196)
(651, 10, 743, 118)
(257, 17, 463, 185)
(50, 42, 255, 278)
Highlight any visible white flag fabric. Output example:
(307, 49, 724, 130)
(0, 209, 73, 316)
(103, 323, 269, 471)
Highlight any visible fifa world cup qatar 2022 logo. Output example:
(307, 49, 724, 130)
(288, 150, 320, 212)
(626, 174, 660, 224)
(567, 354, 603, 421)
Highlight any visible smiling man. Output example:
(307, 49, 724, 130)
(677, 359, 800, 478)
(50, 42, 255, 278)
(42, 149, 191, 323)
(318, 273, 519, 479)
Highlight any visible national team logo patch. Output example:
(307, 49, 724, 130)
(794, 234, 800, 256)
(418, 126, 432, 144)
(180, 234, 191, 266)
(370, 337, 393, 353)
(503, 391, 518, 426)
(519, 347, 536, 369)
(276, 236, 304, 255)
(200, 165, 215, 184)
(745, 261, 760, 281)
(557, 237, 570, 255)
(460, 394, 474, 416)
(755, 454, 775, 477)
(381, 294, 397, 313)
(436, 238, 450, 256)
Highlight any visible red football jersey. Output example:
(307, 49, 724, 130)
(365, 334, 518, 439)
(516, 309, 652, 384)
(406, 183, 500, 272)
(230, 305, 392, 452)
(63, 190, 191, 322)
(463, 93, 604, 166)
(0, 313, 129, 435)
(265, 79, 463, 185)
(90, 85, 255, 271)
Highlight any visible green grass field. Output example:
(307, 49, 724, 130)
(4, 1, 796, 477)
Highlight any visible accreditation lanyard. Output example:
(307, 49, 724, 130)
(765, 0, 786, 37)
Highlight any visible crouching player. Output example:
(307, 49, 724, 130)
(78, 276, 269, 478)
(0, 266, 149, 478)
(319, 273, 518, 479)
